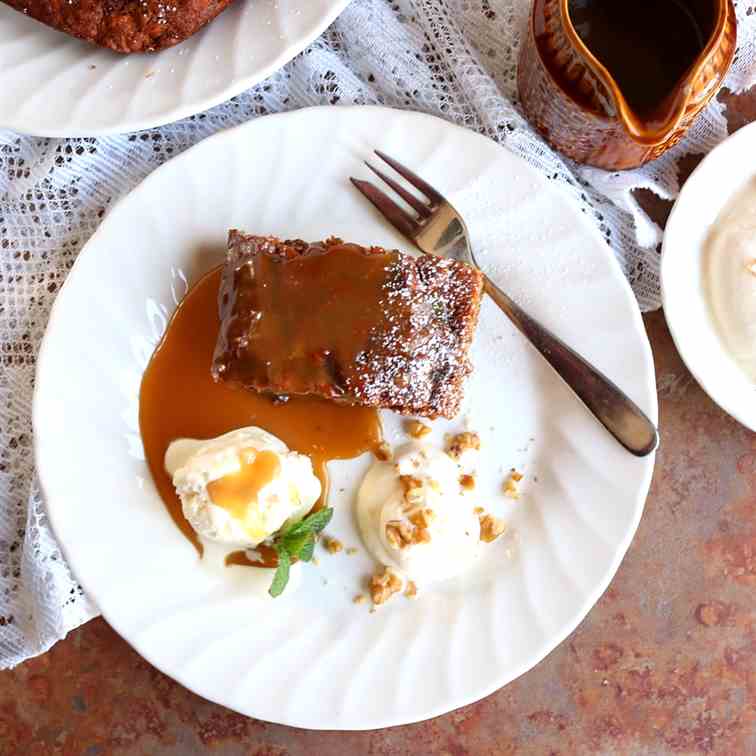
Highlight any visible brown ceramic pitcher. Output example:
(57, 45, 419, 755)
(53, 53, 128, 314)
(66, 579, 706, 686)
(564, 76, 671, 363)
(518, 0, 737, 170)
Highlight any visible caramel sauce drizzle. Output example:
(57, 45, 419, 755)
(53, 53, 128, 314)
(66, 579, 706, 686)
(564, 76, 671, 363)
(139, 267, 382, 562)
(206, 448, 281, 524)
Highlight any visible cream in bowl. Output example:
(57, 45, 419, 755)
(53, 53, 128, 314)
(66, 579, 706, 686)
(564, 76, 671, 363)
(703, 178, 756, 382)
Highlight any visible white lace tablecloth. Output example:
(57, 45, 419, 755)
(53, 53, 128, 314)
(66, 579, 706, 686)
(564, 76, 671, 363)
(1, 0, 756, 670)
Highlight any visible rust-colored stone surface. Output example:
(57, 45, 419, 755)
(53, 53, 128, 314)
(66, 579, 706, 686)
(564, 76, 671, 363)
(2, 95, 756, 756)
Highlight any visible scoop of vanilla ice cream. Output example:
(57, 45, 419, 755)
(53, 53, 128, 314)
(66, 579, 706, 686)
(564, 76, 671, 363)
(165, 427, 320, 546)
(356, 443, 481, 584)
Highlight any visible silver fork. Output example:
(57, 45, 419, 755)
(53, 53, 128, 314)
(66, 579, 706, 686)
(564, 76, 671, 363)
(351, 150, 658, 457)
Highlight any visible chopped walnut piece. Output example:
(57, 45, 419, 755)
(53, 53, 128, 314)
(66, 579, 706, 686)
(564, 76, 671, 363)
(385, 520, 414, 549)
(399, 474, 425, 508)
(473, 506, 485, 514)
(406, 419, 432, 438)
(386, 511, 433, 549)
(479, 513, 507, 543)
(415, 527, 432, 544)
(323, 536, 343, 554)
(503, 470, 523, 499)
(405, 581, 418, 598)
(399, 474, 423, 493)
(370, 567, 403, 605)
(747, 259, 756, 276)
(447, 431, 480, 459)
(375, 442, 393, 461)
(353, 594, 366, 605)
(460, 474, 475, 491)
(408, 507, 435, 529)
(385, 522, 404, 549)
(398, 521, 415, 543)
(404, 488, 424, 508)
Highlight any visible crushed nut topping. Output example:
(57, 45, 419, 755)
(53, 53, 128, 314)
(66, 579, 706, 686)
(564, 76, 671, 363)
(503, 469, 523, 499)
(385, 516, 431, 548)
(405, 488, 425, 507)
(353, 594, 366, 605)
(346, 547, 358, 556)
(473, 506, 485, 514)
(406, 419, 432, 438)
(323, 536, 343, 554)
(460, 473, 475, 491)
(385, 522, 404, 549)
(399, 474, 425, 509)
(747, 259, 756, 277)
(405, 580, 418, 598)
(447, 431, 480, 459)
(375, 441, 393, 461)
(479, 513, 507, 543)
(408, 507, 435, 529)
(415, 527, 432, 544)
(370, 567, 403, 605)
(399, 474, 423, 493)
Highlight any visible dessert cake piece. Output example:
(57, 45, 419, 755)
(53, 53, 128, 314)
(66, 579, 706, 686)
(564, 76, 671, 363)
(212, 232, 484, 419)
(3, 0, 235, 53)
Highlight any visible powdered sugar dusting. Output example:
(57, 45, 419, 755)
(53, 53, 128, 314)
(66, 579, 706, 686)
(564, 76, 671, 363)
(350, 253, 483, 418)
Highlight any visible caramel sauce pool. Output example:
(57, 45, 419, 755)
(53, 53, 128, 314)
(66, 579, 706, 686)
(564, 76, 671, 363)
(139, 267, 383, 560)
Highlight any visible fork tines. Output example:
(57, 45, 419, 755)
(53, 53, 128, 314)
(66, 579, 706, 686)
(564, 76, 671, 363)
(372, 150, 443, 206)
(349, 150, 445, 238)
(349, 177, 421, 238)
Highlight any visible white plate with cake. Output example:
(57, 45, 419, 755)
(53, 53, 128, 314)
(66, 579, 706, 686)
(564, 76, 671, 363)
(0, 0, 350, 136)
(33, 106, 657, 729)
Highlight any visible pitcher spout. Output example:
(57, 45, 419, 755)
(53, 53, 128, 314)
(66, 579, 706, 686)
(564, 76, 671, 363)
(519, 0, 736, 169)
(614, 77, 696, 148)
(605, 0, 734, 148)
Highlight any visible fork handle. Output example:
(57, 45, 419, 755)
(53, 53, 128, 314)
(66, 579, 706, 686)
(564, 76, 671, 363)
(482, 277, 658, 457)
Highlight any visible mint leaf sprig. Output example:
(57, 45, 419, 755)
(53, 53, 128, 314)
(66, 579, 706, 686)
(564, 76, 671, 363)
(268, 507, 333, 597)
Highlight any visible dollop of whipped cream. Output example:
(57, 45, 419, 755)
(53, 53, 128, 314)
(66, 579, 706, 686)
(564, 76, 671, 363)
(356, 442, 481, 584)
(165, 427, 320, 546)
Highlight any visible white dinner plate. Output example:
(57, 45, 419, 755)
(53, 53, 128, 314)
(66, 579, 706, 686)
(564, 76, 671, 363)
(0, 0, 350, 136)
(662, 121, 756, 432)
(34, 106, 657, 729)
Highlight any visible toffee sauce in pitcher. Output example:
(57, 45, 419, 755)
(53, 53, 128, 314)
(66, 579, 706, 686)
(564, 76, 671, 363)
(568, 0, 714, 116)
